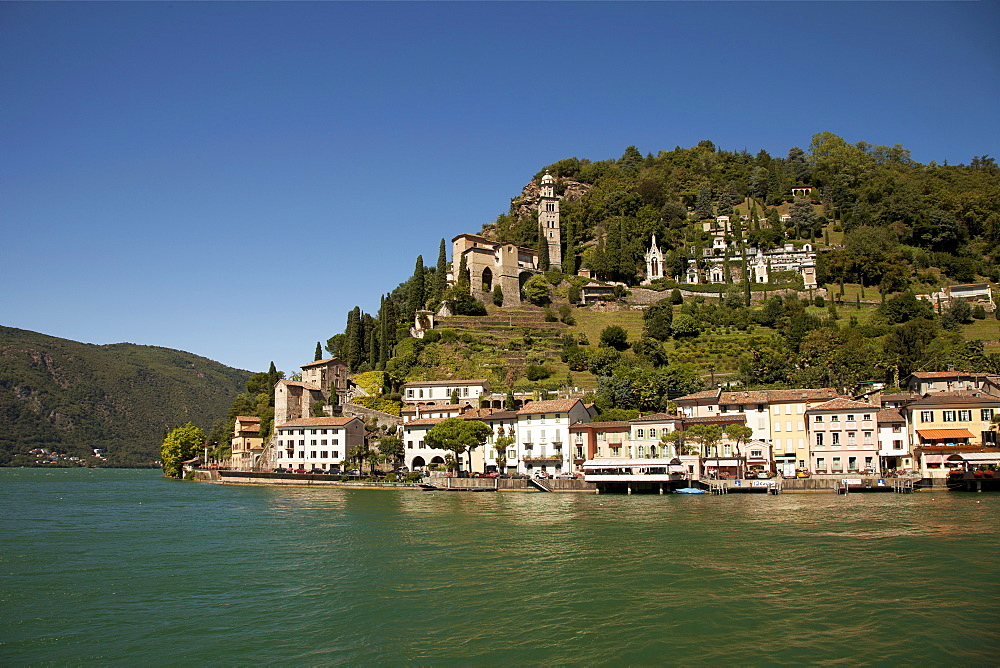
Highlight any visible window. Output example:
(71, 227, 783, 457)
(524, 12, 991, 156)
(848, 456, 858, 472)
(893, 440, 903, 450)
(983, 409, 995, 421)
(751, 449, 762, 457)
(407, 441, 413, 449)
(332, 439, 339, 445)
(298, 440, 304, 446)
(649, 428, 657, 438)
(847, 432, 856, 445)
(610, 445, 620, 456)
(309, 451, 316, 458)
(831, 415, 839, 422)
(507, 449, 516, 459)
(816, 457, 826, 472)
(863, 431, 873, 445)
(921, 411, 933, 422)
(321, 451, 327, 459)
(333, 451, 339, 458)
(864, 457, 874, 470)
(636, 428, 644, 439)
(815, 433, 824, 446)
(832, 432, 840, 445)
(943, 411, 956, 422)
(814, 415, 824, 423)
(832, 457, 842, 472)
(708, 405, 714, 412)
(310, 440, 317, 446)
(525, 430, 532, 442)
(785, 406, 792, 415)
(863, 414, 871, 422)
(958, 410, 971, 421)
(773, 406, 781, 415)
(893, 425, 902, 433)
(774, 422, 782, 432)
(786, 422, 792, 432)
(321, 440, 327, 446)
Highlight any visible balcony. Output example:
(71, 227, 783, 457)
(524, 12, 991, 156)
(522, 454, 563, 464)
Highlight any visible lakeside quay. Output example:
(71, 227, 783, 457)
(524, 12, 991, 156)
(198, 469, 945, 494)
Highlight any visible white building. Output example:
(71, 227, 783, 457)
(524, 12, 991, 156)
(274, 416, 365, 472)
(402, 379, 491, 406)
(515, 398, 593, 476)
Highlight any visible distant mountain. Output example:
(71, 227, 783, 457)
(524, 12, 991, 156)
(0, 326, 251, 466)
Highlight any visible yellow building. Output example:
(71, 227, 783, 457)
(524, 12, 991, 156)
(230, 416, 263, 470)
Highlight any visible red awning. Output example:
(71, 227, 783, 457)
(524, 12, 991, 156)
(917, 429, 975, 440)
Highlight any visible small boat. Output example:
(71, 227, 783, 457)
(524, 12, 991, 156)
(674, 487, 706, 494)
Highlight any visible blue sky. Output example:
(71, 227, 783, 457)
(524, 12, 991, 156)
(2, 1, 998, 377)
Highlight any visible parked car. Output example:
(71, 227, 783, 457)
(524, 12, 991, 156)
(346, 469, 361, 476)
(473, 472, 499, 478)
(292, 468, 308, 474)
(757, 471, 771, 479)
(554, 473, 575, 479)
(323, 468, 341, 475)
(273, 468, 289, 473)
(796, 468, 811, 478)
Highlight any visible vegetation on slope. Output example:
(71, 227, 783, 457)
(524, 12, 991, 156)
(0, 326, 251, 466)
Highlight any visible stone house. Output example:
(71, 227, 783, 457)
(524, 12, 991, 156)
(401, 379, 490, 406)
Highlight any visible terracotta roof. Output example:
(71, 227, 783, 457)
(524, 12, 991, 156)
(909, 394, 999, 406)
(401, 379, 490, 387)
(681, 414, 747, 425)
(879, 394, 921, 403)
(916, 429, 976, 440)
(237, 424, 261, 433)
(909, 371, 986, 379)
(300, 357, 346, 369)
(276, 417, 361, 428)
(765, 388, 839, 402)
(276, 379, 322, 391)
(806, 398, 876, 412)
(876, 408, 904, 422)
(570, 421, 631, 430)
(461, 408, 517, 420)
(629, 413, 678, 424)
(517, 399, 582, 415)
(235, 416, 260, 422)
(403, 418, 448, 427)
(674, 390, 721, 402)
(720, 391, 769, 404)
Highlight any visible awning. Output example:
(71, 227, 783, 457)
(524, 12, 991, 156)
(923, 454, 945, 464)
(583, 457, 683, 469)
(917, 429, 975, 440)
(703, 458, 743, 467)
(954, 453, 1000, 464)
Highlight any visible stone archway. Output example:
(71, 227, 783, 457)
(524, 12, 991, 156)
(482, 267, 493, 292)
(411, 456, 426, 469)
(430, 456, 445, 465)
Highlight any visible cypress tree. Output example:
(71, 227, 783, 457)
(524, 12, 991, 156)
(314, 342, 322, 361)
(457, 254, 469, 289)
(695, 184, 713, 219)
(537, 223, 550, 271)
(434, 238, 448, 300)
(408, 255, 425, 317)
(562, 219, 576, 274)
(345, 307, 363, 371)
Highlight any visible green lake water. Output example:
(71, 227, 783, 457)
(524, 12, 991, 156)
(1, 468, 998, 665)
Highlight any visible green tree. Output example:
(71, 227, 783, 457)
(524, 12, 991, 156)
(424, 418, 492, 474)
(492, 284, 504, 306)
(522, 275, 551, 306)
(377, 435, 404, 468)
(450, 389, 460, 404)
(494, 435, 514, 472)
(434, 238, 448, 301)
(725, 424, 754, 453)
(314, 342, 323, 361)
(695, 184, 713, 219)
(599, 325, 629, 350)
(643, 298, 674, 341)
(160, 422, 205, 479)
(408, 255, 426, 316)
(685, 423, 724, 458)
(537, 225, 550, 271)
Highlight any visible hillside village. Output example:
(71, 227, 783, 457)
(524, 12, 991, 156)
(222, 139, 1000, 488)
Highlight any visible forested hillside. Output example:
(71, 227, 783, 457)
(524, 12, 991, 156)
(0, 326, 251, 466)
(318, 133, 999, 418)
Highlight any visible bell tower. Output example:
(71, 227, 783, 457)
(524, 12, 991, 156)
(537, 171, 562, 269)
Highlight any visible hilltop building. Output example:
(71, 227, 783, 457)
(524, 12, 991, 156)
(274, 357, 350, 426)
(451, 233, 539, 308)
(538, 170, 562, 268)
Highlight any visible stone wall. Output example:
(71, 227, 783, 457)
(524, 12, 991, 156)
(341, 403, 402, 430)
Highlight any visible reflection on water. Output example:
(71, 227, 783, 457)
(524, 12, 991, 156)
(1, 468, 998, 665)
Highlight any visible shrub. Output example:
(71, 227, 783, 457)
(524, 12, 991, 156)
(544, 307, 558, 322)
(423, 329, 441, 343)
(972, 305, 987, 320)
(492, 284, 504, 306)
(405, 471, 423, 482)
(599, 325, 629, 350)
(526, 364, 552, 381)
(567, 285, 582, 303)
(558, 304, 576, 325)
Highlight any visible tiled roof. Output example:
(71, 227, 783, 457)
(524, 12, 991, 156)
(460, 408, 517, 420)
(629, 413, 678, 424)
(235, 416, 260, 422)
(276, 380, 322, 391)
(401, 379, 489, 387)
(765, 388, 839, 402)
(570, 421, 631, 430)
(277, 416, 360, 428)
(879, 394, 921, 403)
(517, 399, 582, 415)
(807, 398, 876, 412)
(237, 424, 261, 433)
(910, 371, 983, 379)
(720, 391, 769, 404)
(681, 414, 747, 425)
(403, 418, 448, 427)
(876, 408, 904, 422)
(674, 390, 721, 402)
(910, 393, 999, 406)
(300, 357, 346, 369)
